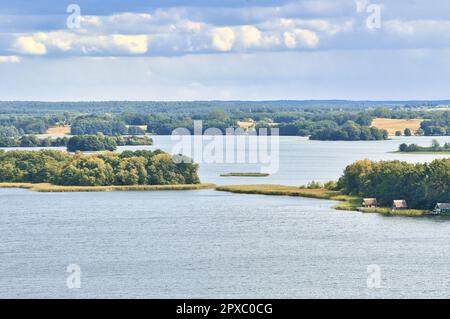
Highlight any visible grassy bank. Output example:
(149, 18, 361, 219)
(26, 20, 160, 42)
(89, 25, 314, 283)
(220, 173, 270, 177)
(394, 151, 450, 155)
(359, 207, 427, 216)
(216, 184, 355, 201)
(0, 183, 215, 193)
(216, 184, 429, 216)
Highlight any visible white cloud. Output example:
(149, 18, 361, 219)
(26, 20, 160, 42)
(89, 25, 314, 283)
(35, 32, 72, 51)
(211, 27, 235, 51)
(284, 29, 319, 49)
(111, 35, 148, 54)
(261, 18, 353, 36)
(239, 26, 262, 48)
(8, 2, 450, 58)
(0, 55, 20, 63)
(12, 32, 148, 56)
(14, 36, 47, 55)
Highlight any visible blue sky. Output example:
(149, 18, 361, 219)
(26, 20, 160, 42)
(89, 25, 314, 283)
(0, 0, 449, 101)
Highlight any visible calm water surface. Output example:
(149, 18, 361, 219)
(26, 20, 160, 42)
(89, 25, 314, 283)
(1, 136, 450, 298)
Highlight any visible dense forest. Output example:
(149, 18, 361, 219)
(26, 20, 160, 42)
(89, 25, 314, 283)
(0, 150, 199, 186)
(337, 159, 450, 209)
(420, 112, 450, 135)
(0, 135, 68, 148)
(71, 115, 146, 135)
(0, 134, 152, 150)
(67, 135, 153, 152)
(0, 101, 449, 140)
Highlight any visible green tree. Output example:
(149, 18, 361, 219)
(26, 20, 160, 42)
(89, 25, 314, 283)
(404, 128, 412, 136)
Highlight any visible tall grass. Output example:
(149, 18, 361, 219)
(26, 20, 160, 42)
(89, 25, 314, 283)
(216, 184, 354, 201)
(0, 183, 215, 193)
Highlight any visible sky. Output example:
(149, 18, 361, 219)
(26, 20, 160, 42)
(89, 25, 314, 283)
(0, 0, 450, 101)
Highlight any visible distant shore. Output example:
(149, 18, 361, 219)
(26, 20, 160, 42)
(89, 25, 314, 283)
(220, 172, 270, 177)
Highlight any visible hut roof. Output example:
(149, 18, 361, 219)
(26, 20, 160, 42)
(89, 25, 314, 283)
(436, 203, 450, 209)
(393, 200, 408, 208)
(363, 198, 378, 205)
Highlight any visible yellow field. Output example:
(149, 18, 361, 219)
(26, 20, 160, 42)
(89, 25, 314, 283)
(237, 120, 255, 130)
(46, 126, 71, 135)
(371, 118, 423, 136)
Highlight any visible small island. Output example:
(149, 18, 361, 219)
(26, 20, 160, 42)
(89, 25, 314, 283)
(220, 172, 270, 177)
(398, 140, 450, 154)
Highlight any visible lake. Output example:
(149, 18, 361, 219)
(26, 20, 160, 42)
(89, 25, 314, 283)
(1, 136, 450, 298)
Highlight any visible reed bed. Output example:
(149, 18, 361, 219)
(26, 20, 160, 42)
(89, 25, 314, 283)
(0, 183, 215, 193)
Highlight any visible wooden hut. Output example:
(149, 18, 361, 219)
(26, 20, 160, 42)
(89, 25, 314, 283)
(434, 203, 450, 215)
(362, 198, 378, 208)
(392, 200, 408, 210)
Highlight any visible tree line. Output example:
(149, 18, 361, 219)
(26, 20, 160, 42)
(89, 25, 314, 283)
(0, 150, 199, 186)
(399, 140, 450, 153)
(0, 135, 68, 148)
(2, 104, 450, 139)
(0, 134, 153, 151)
(420, 112, 450, 136)
(67, 134, 153, 152)
(337, 158, 450, 209)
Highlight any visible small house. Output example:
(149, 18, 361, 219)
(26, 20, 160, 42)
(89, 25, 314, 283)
(434, 203, 450, 215)
(362, 198, 378, 208)
(392, 200, 408, 210)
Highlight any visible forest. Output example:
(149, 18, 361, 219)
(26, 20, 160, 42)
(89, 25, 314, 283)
(0, 134, 153, 151)
(0, 150, 199, 186)
(337, 158, 450, 209)
(0, 101, 449, 141)
(67, 134, 153, 152)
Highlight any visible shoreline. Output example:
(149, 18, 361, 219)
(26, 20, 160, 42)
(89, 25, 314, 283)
(220, 173, 270, 177)
(393, 151, 450, 155)
(0, 183, 215, 193)
(216, 184, 429, 217)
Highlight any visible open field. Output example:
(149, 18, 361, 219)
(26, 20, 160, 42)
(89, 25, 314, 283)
(0, 183, 215, 193)
(216, 184, 429, 216)
(46, 126, 71, 135)
(371, 118, 423, 136)
(237, 120, 255, 130)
